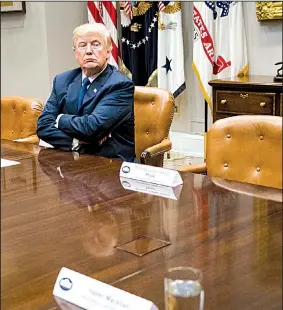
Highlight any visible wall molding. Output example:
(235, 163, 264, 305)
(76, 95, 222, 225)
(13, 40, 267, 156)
(190, 118, 204, 124)
(170, 131, 204, 158)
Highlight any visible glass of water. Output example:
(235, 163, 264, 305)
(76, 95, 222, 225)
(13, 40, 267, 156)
(164, 266, 204, 310)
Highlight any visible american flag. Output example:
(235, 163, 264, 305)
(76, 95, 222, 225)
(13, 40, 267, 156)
(87, 1, 119, 68)
(158, 1, 165, 12)
(98, 1, 103, 17)
(124, 1, 133, 19)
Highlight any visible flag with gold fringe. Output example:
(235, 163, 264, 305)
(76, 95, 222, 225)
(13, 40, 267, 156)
(158, 1, 186, 98)
(120, 1, 159, 86)
(193, 1, 248, 110)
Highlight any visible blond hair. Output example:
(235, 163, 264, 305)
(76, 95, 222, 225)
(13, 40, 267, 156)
(72, 23, 112, 51)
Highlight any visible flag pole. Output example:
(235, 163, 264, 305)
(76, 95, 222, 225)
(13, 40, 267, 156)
(204, 99, 208, 162)
(204, 99, 208, 133)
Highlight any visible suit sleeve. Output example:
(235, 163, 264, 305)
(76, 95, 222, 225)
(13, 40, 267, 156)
(58, 80, 134, 141)
(37, 76, 73, 151)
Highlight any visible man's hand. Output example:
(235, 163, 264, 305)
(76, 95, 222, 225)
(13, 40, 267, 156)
(98, 133, 112, 146)
(78, 133, 111, 146)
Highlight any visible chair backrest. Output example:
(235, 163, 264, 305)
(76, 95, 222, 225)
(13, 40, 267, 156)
(134, 86, 174, 163)
(206, 115, 282, 189)
(1, 96, 44, 141)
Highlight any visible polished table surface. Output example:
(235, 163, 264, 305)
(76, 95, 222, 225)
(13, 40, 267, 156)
(1, 139, 42, 161)
(1, 140, 282, 310)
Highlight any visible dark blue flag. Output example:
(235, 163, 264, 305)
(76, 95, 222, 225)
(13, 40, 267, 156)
(120, 1, 159, 86)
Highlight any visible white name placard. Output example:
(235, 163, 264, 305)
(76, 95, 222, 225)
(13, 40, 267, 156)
(1, 158, 20, 168)
(53, 267, 159, 310)
(119, 162, 183, 187)
(120, 177, 183, 200)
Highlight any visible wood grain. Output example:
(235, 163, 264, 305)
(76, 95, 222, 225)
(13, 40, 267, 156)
(1, 141, 282, 310)
(209, 75, 283, 123)
(209, 75, 282, 90)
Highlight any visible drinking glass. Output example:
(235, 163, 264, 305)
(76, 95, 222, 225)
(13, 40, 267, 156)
(164, 266, 204, 310)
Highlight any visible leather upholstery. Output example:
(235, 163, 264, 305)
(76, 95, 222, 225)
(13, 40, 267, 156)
(179, 115, 282, 189)
(134, 86, 174, 167)
(178, 163, 207, 174)
(1, 96, 44, 144)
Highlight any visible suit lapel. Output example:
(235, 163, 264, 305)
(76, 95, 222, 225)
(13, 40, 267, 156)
(80, 65, 113, 111)
(65, 71, 82, 114)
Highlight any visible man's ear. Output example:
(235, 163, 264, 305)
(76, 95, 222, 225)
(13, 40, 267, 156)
(106, 50, 111, 60)
(74, 49, 79, 61)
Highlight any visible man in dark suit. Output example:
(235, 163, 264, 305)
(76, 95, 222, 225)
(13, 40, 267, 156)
(37, 23, 136, 162)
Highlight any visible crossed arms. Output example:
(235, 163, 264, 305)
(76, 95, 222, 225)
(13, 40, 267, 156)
(37, 77, 134, 151)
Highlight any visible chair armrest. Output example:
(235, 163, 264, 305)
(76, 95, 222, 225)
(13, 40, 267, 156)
(178, 163, 207, 174)
(13, 135, 39, 144)
(140, 138, 172, 164)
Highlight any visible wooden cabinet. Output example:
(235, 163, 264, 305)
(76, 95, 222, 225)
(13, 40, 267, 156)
(209, 75, 282, 122)
(280, 93, 282, 116)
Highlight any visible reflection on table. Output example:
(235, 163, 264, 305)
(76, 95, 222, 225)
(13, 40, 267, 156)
(1, 140, 282, 310)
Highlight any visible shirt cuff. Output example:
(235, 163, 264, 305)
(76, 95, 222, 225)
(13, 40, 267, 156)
(72, 138, 80, 151)
(39, 139, 54, 148)
(55, 114, 64, 128)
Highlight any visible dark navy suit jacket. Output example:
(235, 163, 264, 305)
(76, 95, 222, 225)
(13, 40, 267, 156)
(37, 64, 136, 162)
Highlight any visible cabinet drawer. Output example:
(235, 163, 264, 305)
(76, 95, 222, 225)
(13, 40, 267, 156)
(214, 113, 238, 122)
(216, 91, 276, 115)
(280, 94, 282, 116)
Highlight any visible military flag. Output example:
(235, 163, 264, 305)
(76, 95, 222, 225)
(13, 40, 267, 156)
(157, 1, 186, 98)
(120, 1, 159, 86)
(193, 1, 248, 110)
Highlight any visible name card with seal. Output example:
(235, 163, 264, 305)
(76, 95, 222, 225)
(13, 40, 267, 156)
(119, 162, 183, 187)
(120, 177, 183, 200)
(53, 267, 159, 310)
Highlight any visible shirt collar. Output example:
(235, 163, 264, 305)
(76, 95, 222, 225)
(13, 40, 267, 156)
(82, 65, 107, 84)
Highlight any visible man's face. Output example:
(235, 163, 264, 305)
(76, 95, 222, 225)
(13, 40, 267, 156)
(74, 32, 110, 76)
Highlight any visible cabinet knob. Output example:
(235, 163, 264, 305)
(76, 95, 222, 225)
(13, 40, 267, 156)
(240, 93, 249, 99)
(221, 99, 227, 104)
(260, 102, 266, 107)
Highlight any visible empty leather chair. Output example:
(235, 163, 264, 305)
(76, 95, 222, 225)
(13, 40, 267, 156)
(134, 86, 174, 167)
(1, 96, 44, 144)
(179, 115, 282, 189)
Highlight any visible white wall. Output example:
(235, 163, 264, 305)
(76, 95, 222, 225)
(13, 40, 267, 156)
(1, 2, 50, 101)
(244, 2, 282, 75)
(1, 1, 87, 102)
(45, 2, 88, 90)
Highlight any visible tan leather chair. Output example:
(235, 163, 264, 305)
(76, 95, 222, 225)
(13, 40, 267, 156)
(1, 96, 44, 144)
(179, 115, 282, 189)
(134, 86, 174, 167)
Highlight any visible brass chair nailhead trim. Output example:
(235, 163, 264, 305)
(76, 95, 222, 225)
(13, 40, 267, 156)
(256, 167, 260, 172)
(227, 133, 231, 138)
(260, 135, 264, 140)
(224, 163, 228, 168)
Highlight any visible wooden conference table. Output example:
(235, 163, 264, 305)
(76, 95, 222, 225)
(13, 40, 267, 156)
(1, 140, 282, 310)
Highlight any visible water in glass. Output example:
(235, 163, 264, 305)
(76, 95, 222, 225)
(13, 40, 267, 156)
(165, 279, 204, 310)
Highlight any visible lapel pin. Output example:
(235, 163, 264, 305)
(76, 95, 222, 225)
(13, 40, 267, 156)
(93, 88, 97, 93)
